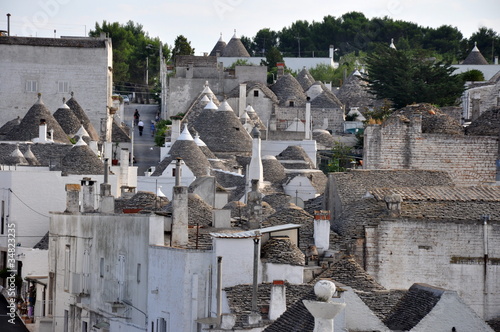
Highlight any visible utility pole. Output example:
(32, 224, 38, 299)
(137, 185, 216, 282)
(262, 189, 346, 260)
(295, 36, 301, 57)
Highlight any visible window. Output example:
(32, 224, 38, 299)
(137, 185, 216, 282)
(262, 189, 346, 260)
(58, 81, 69, 93)
(64, 245, 70, 292)
(254, 90, 259, 97)
(137, 263, 141, 283)
(289, 101, 295, 107)
(117, 255, 126, 301)
(100, 258, 104, 278)
(25, 80, 38, 92)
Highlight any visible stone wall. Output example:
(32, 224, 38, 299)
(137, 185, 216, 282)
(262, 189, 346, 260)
(0, 37, 112, 132)
(274, 106, 344, 134)
(365, 218, 500, 320)
(363, 115, 498, 185)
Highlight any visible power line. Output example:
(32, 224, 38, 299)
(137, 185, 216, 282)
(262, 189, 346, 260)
(8, 189, 50, 219)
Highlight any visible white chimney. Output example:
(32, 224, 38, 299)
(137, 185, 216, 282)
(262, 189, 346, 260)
(239, 83, 247, 117)
(248, 127, 263, 186)
(38, 119, 48, 143)
(171, 119, 181, 144)
(314, 210, 331, 254)
(269, 280, 287, 320)
(495, 56, 499, 65)
(305, 100, 311, 140)
(172, 159, 188, 246)
(329, 45, 334, 58)
(303, 280, 346, 332)
(81, 178, 96, 212)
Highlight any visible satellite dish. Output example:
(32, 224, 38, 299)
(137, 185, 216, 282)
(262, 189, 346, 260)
(289, 196, 304, 208)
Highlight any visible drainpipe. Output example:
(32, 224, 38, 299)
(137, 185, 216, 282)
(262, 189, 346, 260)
(216, 256, 222, 326)
(251, 231, 261, 313)
(7, 14, 10, 36)
(482, 214, 489, 317)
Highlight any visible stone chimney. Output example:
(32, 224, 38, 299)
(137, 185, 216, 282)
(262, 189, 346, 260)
(65, 184, 81, 213)
(248, 127, 263, 187)
(172, 159, 188, 246)
(471, 93, 481, 121)
(329, 45, 334, 58)
(81, 178, 96, 212)
(384, 193, 402, 217)
(276, 62, 285, 78)
(313, 210, 331, 255)
(269, 280, 286, 321)
(239, 83, 247, 117)
(99, 158, 115, 213)
(495, 56, 499, 65)
(247, 180, 263, 229)
(170, 119, 181, 144)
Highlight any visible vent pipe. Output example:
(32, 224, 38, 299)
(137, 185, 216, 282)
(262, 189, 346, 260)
(216, 256, 222, 326)
(7, 14, 10, 36)
(175, 158, 182, 186)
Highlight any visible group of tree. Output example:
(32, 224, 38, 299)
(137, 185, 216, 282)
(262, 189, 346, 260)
(241, 12, 500, 64)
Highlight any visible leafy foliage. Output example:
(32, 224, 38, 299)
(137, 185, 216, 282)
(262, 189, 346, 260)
(154, 119, 172, 147)
(364, 46, 465, 108)
(327, 141, 354, 172)
(172, 35, 195, 64)
(89, 21, 170, 90)
(458, 69, 485, 82)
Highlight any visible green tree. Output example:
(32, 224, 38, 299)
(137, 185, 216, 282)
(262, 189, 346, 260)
(458, 69, 485, 82)
(467, 27, 500, 63)
(261, 46, 284, 83)
(172, 35, 195, 64)
(327, 141, 354, 172)
(365, 46, 464, 108)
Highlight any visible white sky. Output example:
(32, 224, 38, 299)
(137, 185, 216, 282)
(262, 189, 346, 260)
(2, 0, 499, 55)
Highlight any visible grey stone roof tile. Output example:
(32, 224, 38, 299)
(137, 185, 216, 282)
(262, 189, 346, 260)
(270, 74, 308, 107)
(261, 237, 305, 266)
(66, 95, 100, 141)
(466, 106, 500, 136)
(335, 71, 385, 110)
(462, 46, 489, 65)
(61, 144, 104, 175)
(310, 83, 343, 109)
(112, 122, 131, 143)
(151, 139, 211, 177)
(370, 186, 500, 202)
(209, 38, 226, 56)
(276, 145, 315, 169)
(53, 103, 82, 137)
(4, 97, 70, 144)
(221, 36, 250, 57)
(383, 283, 444, 330)
(163, 193, 212, 226)
(0, 116, 21, 136)
(33, 232, 49, 250)
(296, 68, 316, 91)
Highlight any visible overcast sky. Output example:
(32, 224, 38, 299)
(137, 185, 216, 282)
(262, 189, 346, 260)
(2, 0, 499, 55)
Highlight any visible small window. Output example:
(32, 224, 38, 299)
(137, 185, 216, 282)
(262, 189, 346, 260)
(99, 258, 104, 278)
(1, 201, 4, 234)
(289, 101, 295, 107)
(58, 81, 69, 93)
(254, 90, 259, 97)
(137, 263, 141, 283)
(26, 80, 38, 92)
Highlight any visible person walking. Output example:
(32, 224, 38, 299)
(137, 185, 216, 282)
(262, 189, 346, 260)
(138, 120, 144, 136)
(150, 121, 155, 137)
(134, 109, 140, 126)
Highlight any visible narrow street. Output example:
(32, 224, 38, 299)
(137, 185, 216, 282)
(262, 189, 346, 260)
(0, 295, 29, 332)
(123, 103, 162, 176)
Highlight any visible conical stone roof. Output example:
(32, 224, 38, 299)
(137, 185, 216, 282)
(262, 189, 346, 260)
(6, 144, 28, 165)
(462, 43, 489, 65)
(296, 67, 316, 91)
(335, 70, 384, 110)
(192, 102, 252, 155)
(61, 139, 104, 175)
(261, 237, 305, 266)
(270, 74, 308, 107)
(151, 138, 212, 177)
(276, 145, 315, 169)
(0, 116, 21, 137)
(209, 34, 227, 56)
(66, 93, 100, 141)
(23, 145, 41, 166)
(4, 95, 70, 143)
(221, 32, 250, 57)
(53, 98, 82, 137)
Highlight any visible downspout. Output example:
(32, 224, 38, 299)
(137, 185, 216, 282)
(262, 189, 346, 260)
(483, 214, 489, 315)
(216, 256, 222, 326)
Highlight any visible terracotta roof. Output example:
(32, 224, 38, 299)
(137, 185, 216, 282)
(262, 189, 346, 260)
(66, 95, 100, 141)
(221, 35, 250, 57)
(152, 139, 211, 177)
(466, 106, 500, 136)
(296, 68, 316, 91)
(384, 283, 444, 330)
(270, 74, 308, 107)
(4, 96, 70, 143)
(61, 143, 104, 175)
(261, 237, 305, 266)
(276, 145, 315, 169)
